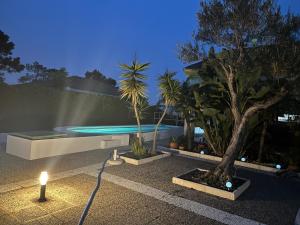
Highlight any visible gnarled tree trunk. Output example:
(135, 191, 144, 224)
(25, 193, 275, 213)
(209, 64, 287, 181)
(258, 121, 267, 162)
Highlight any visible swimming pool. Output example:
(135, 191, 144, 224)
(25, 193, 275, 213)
(67, 124, 175, 134)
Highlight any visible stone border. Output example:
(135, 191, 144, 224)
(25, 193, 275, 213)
(172, 168, 251, 201)
(120, 151, 171, 165)
(159, 146, 279, 173)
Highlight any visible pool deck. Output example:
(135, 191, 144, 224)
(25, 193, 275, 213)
(0, 142, 299, 225)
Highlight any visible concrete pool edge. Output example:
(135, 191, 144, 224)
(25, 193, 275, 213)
(6, 134, 129, 160)
(6, 125, 183, 160)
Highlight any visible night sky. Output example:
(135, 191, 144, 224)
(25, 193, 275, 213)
(1, 0, 300, 104)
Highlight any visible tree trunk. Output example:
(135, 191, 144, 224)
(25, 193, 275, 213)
(133, 101, 142, 146)
(152, 104, 168, 154)
(213, 115, 248, 178)
(258, 121, 267, 162)
(186, 120, 193, 150)
(212, 90, 286, 179)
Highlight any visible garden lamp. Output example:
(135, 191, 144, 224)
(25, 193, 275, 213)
(276, 164, 281, 170)
(225, 181, 233, 191)
(39, 171, 48, 202)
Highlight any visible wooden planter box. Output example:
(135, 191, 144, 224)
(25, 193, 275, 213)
(159, 146, 279, 173)
(172, 169, 250, 200)
(120, 151, 171, 165)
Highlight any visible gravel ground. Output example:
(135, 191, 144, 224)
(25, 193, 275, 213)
(105, 155, 300, 225)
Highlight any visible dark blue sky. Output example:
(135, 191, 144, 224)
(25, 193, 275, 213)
(1, 0, 299, 104)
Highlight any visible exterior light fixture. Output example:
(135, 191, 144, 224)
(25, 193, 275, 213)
(225, 181, 233, 190)
(200, 150, 205, 155)
(107, 149, 124, 165)
(39, 171, 48, 202)
(241, 157, 246, 162)
(275, 164, 281, 170)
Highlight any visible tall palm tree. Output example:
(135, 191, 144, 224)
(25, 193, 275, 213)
(120, 59, 150, 146)
(152, 70, 181, 154)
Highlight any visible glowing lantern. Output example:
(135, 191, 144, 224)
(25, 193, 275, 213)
(225, 181, 233, 190)
(39, 171, 48, 202)
(276, 164, 281, 170)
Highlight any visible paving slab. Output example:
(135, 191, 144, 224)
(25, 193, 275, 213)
(0, 145, 127, 185)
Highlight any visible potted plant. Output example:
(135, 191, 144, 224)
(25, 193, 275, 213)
(169, 136, 178, 149)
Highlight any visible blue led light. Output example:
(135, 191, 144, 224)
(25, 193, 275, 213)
(225, 181, 232, 189)
(276, 164, 281, 169)
(194, 127, 204, 134)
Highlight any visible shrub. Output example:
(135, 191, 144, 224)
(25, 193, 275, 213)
(169, 136, 177, 143)
(131, 137, 147, 157)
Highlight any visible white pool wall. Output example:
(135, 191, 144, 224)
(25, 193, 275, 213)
(6, 134, 129, 160)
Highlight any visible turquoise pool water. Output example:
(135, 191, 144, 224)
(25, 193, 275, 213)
(67, 124, 174, 134)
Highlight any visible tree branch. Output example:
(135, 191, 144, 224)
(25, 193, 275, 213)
(243, 89, 288, 120)
(219, 62, 241, 124)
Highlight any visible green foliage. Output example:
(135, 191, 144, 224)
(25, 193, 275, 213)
(127, 96, 150, 120)
(120, 58, 149, 146)
(19, 62, 67, 88)
(0, 30, 24, 82)
(152, 70, 181, 153)
(131, 137, 147, 157)
(119, 59, 149, 104)
(158, 70, 181, 106)
(176, 81, 195, 121)
(179, 0, 300, 164)
(85, 69, 116, 87)
(169, 136, 177, 143)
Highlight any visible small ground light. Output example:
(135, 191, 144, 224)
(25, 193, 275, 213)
(241, 157, 246, 162)
(39, 171, 48, 202)
(225, 181, 233, 190)
(276, 164, 282, 169)
(200, 150, 205, 154)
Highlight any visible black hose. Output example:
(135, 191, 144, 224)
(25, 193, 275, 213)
(78, 153, 111, 225)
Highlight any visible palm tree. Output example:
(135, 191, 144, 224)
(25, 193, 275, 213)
(152, 70, 181, 154)
(120, 59, 150, 146)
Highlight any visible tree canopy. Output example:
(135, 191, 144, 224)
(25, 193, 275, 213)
(18, 61, 67, 88)
(179, 0, 300, 179)
(85, 69, 116, 87)
(0, 30, 24, 83)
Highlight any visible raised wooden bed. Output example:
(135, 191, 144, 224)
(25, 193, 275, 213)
(159, 146, 280, 173)
(172, 169, 250, 200)
(120, 151, 171, 165)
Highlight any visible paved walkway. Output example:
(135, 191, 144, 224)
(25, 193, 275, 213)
(0, 145, 299, 225)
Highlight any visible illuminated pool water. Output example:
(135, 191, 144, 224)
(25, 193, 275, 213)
(67, 124, 174, 134)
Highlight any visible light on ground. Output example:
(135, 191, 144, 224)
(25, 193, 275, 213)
(39, 171, 48, 185)
(200, 150, 205, 154)
(225, 181, 233, 189)
(39, 171, 48, 202)
(241, 157, 246, 162)
(276, 164, 281, 169)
